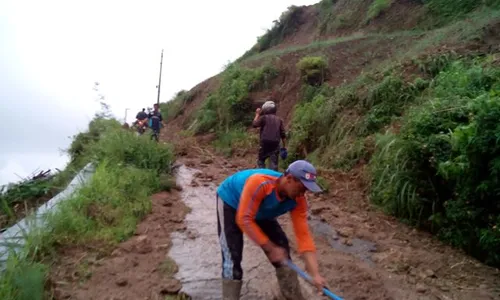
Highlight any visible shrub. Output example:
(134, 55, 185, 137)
(213, 127, 258, 157)
(369, 58, 500, 267)
(193, 64, 278, 134)
(360, 76, 420, 134)
(366, 0, 394, 22)
(90, 128, 174, 173)
(296, 56, 328, 85)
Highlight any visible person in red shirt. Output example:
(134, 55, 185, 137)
(216, 160, 325, 299)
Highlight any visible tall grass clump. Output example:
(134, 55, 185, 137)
(366, 0, 394, 22)
(422, 0, 500, 27)
(192, 63, 277, 134)
(369, 58, 500, 267)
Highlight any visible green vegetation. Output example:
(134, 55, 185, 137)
(213, 127, 258, 157)
(191, 63, 277, 134)
(370, 58, 500, 266)
(423, 0, 500, 27)
(0, 115, 176, 299)
(240, 6, 303, 59)
(366, 0, 394, 22)
(296, 56, 328, 85)
(160, 90, 194, 123)
(287, 53, 500, 266)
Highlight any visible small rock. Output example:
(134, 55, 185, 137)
(416, 283, 427, 293)
(337, 227, 353, 238)
(111, 249, 122, 257)
(439, 284, 450, 292)
(187, 231, 198, 240)
(116, 278, 128, 287)
(424, 269, 436, 278)
(159, 278, 182, 294)
(163, 201, 173, 207)
(342, 239, 353, 246)
(174, 184, 183, 191)
(311, 207, 327, 214)
(190, 180, 199, 187)
(135, 235, 153, 254)
(201, 158, 213, 164)
(170, 214, 184, 223)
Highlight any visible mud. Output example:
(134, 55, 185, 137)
(169, 164, 318, 300)
(309, 215, 377, 266)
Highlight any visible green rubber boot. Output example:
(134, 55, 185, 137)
(222, 279, 242, 300)
(276, 266, 306, 300)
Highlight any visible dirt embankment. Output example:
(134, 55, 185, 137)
(50, 188, 191, 300)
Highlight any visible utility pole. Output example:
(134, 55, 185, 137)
(156, 49, 164, 106)
(124, 108, 130, 123)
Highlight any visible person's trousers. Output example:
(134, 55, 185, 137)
(216, 195, 291, 280)
(151, 129, 160, 142)
(257, 140, 280, 171)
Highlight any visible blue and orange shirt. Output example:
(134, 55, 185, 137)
(217, 169, 316, 253)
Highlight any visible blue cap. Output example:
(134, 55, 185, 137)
(286, 160, 322, 193)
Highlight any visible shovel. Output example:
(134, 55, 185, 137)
(284, 260, 344, 300)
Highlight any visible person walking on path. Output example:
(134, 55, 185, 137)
(148, 103, 164, 142)
(252, 100, 287, 171)
(216, 160, 326, 300)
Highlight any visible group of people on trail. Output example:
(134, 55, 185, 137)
(133, 103, 164, 142)
(216, 99, 326, 300)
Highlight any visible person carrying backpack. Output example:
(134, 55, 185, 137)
(252, 100, 288, 171)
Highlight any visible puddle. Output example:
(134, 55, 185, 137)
(309, 215, 377, 266)
(168, 165, 317, 300)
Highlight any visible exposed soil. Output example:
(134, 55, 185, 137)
(50, 189, 191, 300)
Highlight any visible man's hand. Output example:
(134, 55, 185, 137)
(255, 108, 261, 115)
(262, 242, 287, 264)
(311, 273, 326, 295)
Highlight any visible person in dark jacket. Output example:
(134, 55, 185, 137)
(148, 103, 163, 142)
(252, 100, 287, 171)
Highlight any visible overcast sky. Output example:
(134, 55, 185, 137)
(0, 0, 319, 185)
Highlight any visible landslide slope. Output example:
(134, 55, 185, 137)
(163, 0, 500, 271)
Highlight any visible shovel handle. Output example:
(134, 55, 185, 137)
(284, 260, 344, 300)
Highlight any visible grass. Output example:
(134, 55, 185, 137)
(213, 127, 258, 157)
(0, 117, 176, 299)
(366, 0, 394, 22)
(159, 256, 179, 276)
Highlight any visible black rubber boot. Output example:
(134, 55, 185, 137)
(222, 279, 242, 300)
